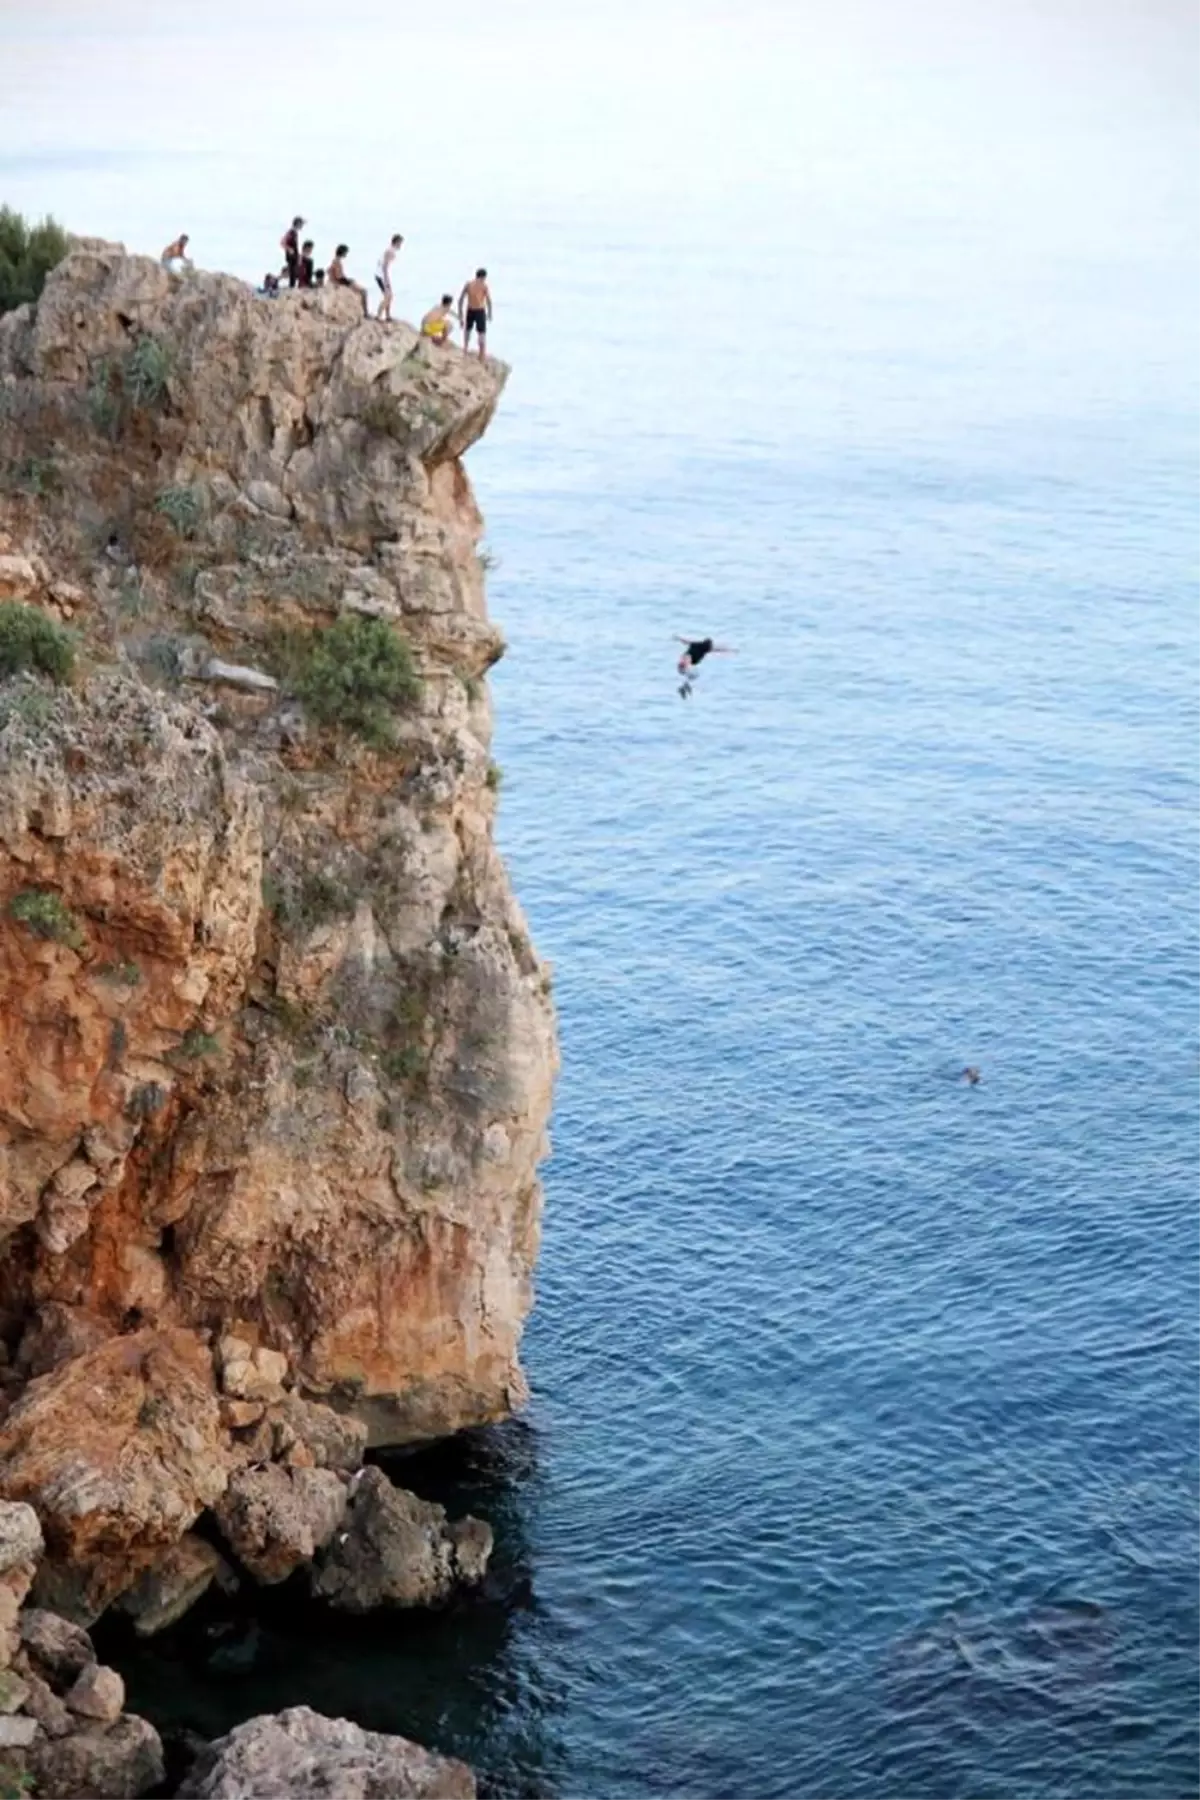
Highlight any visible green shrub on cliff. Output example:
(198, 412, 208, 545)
(123, 334, 173, 408)
(0, 206, 69, 315)
(0, 601, 75, 682)
(156, 484, 204, 537)
(283, 615, 422, 748)
(8, 889, 86, 951)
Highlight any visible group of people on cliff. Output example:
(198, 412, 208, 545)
(161, 218, 493, 358)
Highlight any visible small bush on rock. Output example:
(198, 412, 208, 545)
(381, 1044, 426, 1082)
(271, 869, 356, 934)
(287, 615, 421, 748)
(156, 485, 204, 537)
(2, 453, 60, 496)
(0, 602, 74, 681)
(123, 335, 172, 408)
(0, 686, 55, 730)
(87, 358, 122, 438)
(8, 889, 85, 950)
(0, 205, 69, 314)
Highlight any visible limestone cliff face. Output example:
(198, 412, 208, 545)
(0, 243, 555, 1605)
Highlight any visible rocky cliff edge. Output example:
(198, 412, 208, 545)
(0, 242, 556, 1620)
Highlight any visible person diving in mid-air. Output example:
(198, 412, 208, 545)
(674, 635, 736, 698)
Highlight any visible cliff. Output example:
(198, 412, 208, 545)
(0, 242, 556, 1621)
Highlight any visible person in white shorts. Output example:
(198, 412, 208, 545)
(160, 233, 192, 272)
(375, 233, 404, 322)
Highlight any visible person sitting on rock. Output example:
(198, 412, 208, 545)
(297, 239, 316, 289)
(420, 295, 456, 346)
(328, 244, 369, 316)
(314, 268, 326, 288)
(160, 233, 192, 272)
(259, 272, 280, 298)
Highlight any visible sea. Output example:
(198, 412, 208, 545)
(3, 3, 1198, 1795)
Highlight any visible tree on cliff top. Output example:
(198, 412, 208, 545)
(0, 206, 69, 315)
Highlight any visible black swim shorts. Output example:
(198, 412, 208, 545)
(375, 275, 386, 293)
(285, 251, 299, 287)
(466, 307, 487, 335)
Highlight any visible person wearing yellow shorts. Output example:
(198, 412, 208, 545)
(420, 295, 456, 347)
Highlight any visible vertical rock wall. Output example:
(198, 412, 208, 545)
(0, 244, 556, 1609)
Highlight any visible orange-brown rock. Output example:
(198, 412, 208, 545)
(0, 240, 554, 1607)
(0, 1329, 231, 1621)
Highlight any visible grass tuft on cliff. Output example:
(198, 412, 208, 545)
(8, 889, 86, 951)
(280, 615, 422, 748)
(0, 601, 75, 682)
(0, 206, 69, 315)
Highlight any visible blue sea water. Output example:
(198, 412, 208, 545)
(7, 4, 1199, 1795)
(466, 197, 1200, 1797)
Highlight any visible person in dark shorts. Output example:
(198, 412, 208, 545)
(297, 239, 315, 288)
(280, 216, 305, 287)
(674, 635, 736, 698)
(458, 268, 492, 360)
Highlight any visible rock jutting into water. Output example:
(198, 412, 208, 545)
(1, 1499, 474, 1798)
(0, 240, 556, 1645)
(176, 1705, 476, 1799)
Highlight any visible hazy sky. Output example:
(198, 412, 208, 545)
(2, 0, 1195, 243)
(0, 0, 1193, 443)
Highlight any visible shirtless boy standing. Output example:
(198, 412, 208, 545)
(457, 268, 492, 360)
(375, 234, 404, 322)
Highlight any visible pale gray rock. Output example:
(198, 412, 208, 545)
(200, 658, 279, 692)
(29, 1713, 164, 1798)
(65, 1661, 125, 1723)
(267, 1396, 367, 1472)
(214, 1465, 346, 1584)
(310, 1466, 491, 1612)
(218, 1337, 289, 1403)
(18, 1608, 95, 1683)
(0, 1501, 43, 1665)
(0, 1713, 37, 1748)
(0, 1501, 44, 1576)
(177, 1705, 475, 1798)
(14, 1665, 73, 1737)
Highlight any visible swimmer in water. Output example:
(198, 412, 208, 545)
(961, 1066, 981, 1085)
(674, 635, 736, 698)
